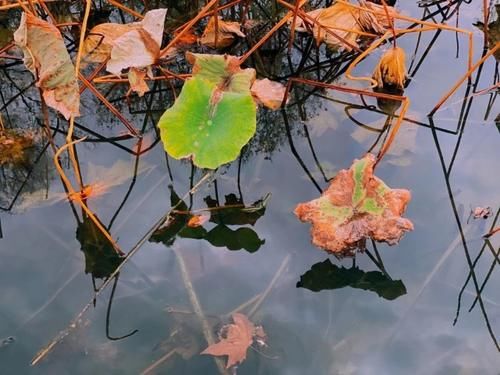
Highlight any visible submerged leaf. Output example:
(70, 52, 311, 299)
(158, 53, 257, 169)
(294, 154, 413, 257)
(297, 259, 407, 300)
(14, 13, 80, 120)
(201, 313, 263, 369)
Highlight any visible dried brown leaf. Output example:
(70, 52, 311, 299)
(14, 13, 80, 120)
(295, 154, 413, 257)
(250, 78, 287, 110)
(201, 313, 258, 369)
(200, 16, 246, 48)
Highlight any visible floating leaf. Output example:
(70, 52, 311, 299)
(200, 16, 245, 48)
(294, 154, 413, 257)
(297, 259, 407, 300)
(201, 313, 265, 369)
(251, 78, 288, 110)
(158, 53, 257, 169)
(83, 8, 167, 95)
(14, 13, 80, 120)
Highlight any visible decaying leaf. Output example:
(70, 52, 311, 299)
(294, 154, 413, 257)
(200, 16, 246, 48)
(128, 67, 151, 97)
(82, 8, 167, 95)
(201, 313, 265, 369)
(187, 213, 210, 227)
(373, 46, 407, 90)
(251, 78, 288, 110)
(14, 13, 80, 120)
(0, 129, 34, 166)
(293, 0, 398, 50)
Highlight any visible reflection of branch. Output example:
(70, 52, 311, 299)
(282, 109, 322, 193)
(31, 172, 214, 366)
(105, 274, 139, 341)
(248, 254, 291, 318)
(172, 244, 227, 375)
(430, 117, 500, 350)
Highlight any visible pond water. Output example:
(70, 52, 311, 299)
(0, 1, 499, 374)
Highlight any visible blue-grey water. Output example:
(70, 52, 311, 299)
(0, 1, 499, 374)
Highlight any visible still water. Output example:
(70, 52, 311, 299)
(0, 1, 499, 374)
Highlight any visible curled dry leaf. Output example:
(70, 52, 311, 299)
(295, 154, 413, 257)
(201, 313, 265, 369)
(200, 16, 246, 48)
(14, 13, 80, 120)
(373, 46, 407, 90)
(128, 67, 150, 97)
(251, 78, 288, 110)
(82, 8, 167, 95)
(293, 1, 398, 50)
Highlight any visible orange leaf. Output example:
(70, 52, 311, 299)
(187, 213, 210, 228)
(201, 313, 256, 368)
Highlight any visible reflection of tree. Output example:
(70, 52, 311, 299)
(0, 135, 53, 212)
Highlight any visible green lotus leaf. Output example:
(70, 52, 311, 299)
(158, 77, 256, 169)
(187, 53, 255, 93)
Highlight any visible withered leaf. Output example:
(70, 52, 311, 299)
(295, 154, 413, 257)
(293, 1, 398, 50)
(82, 8, 167, 95)
(200, 16, 246, 48)
(201, 313, 261, 369)
(251, 78, 288, 110)
(14, 13, 80, 120)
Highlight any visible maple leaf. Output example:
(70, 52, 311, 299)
(294, 154, 413, 257)
(201, 313, 262, 369)
(14, 13, 80, 120)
